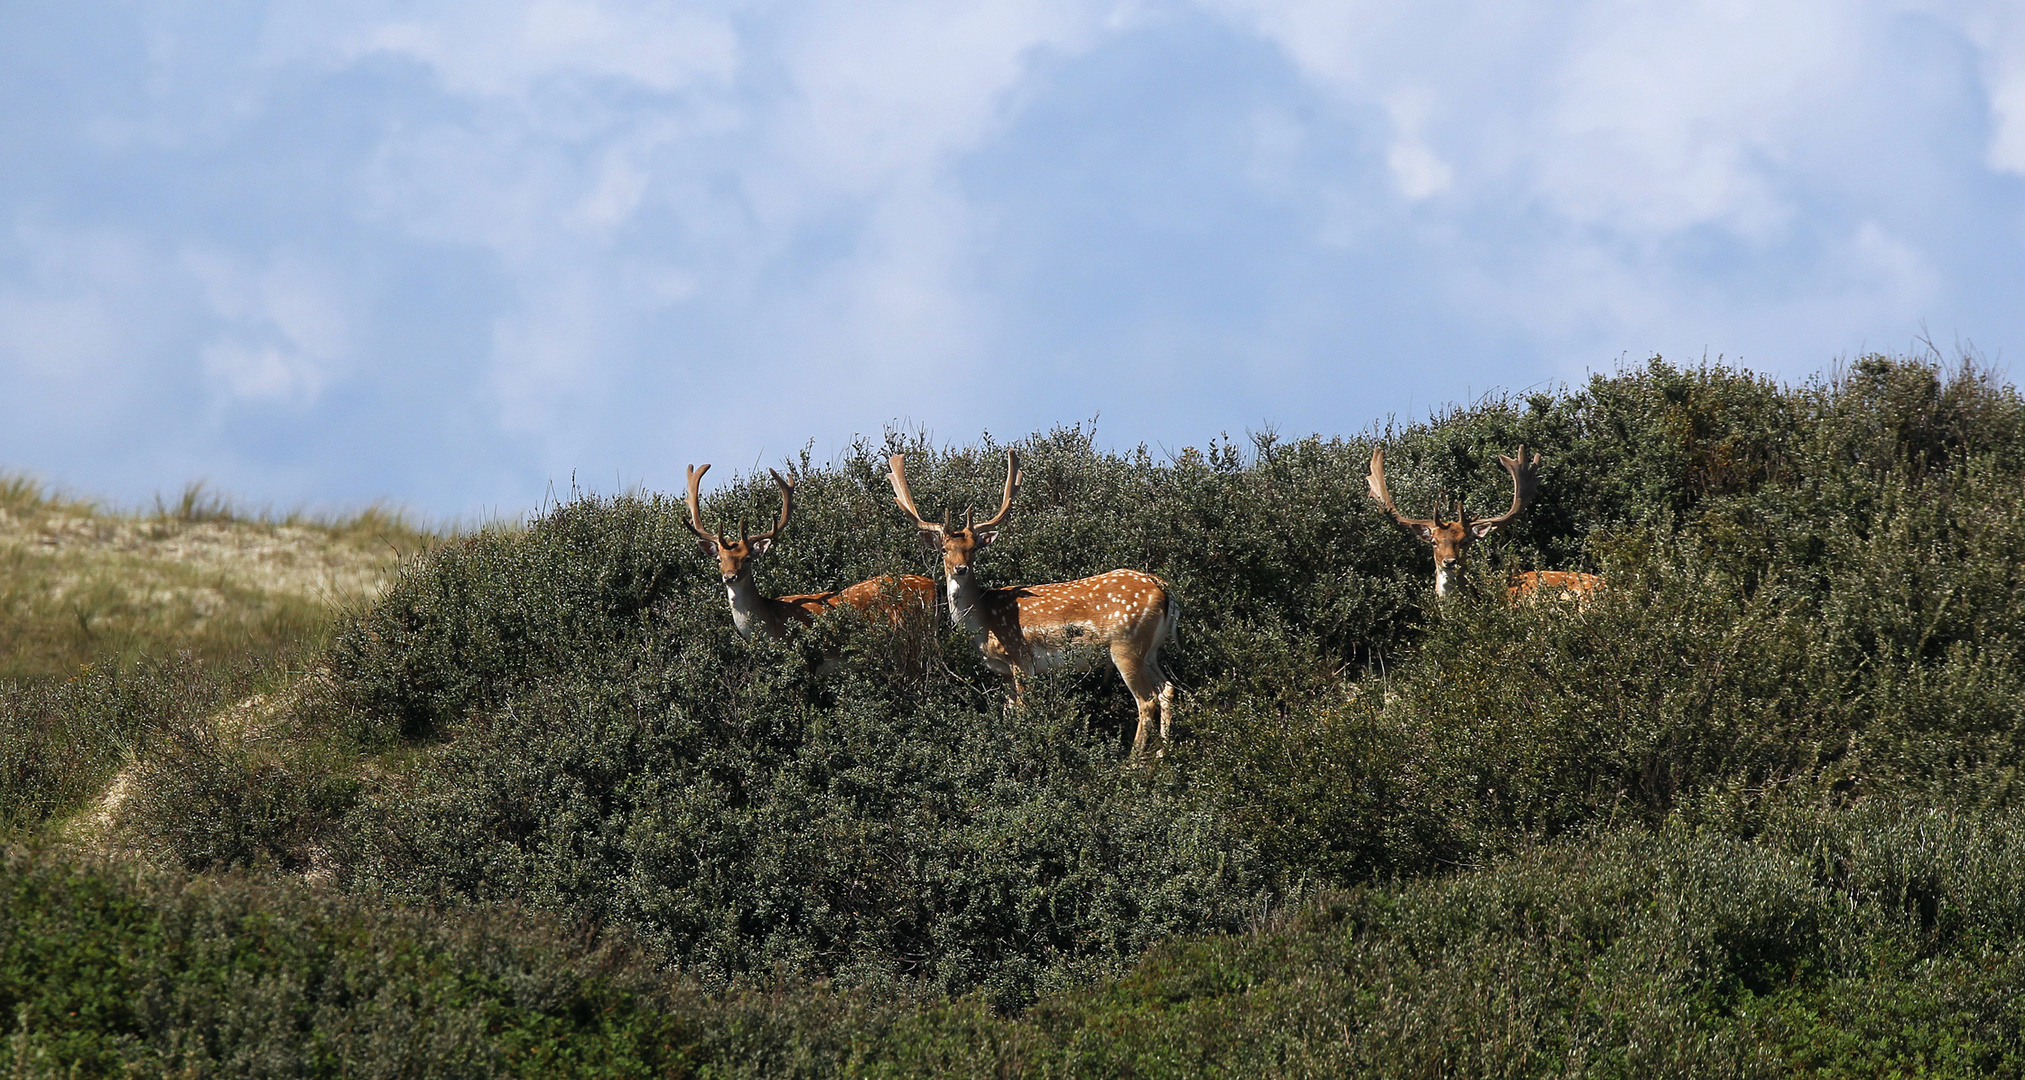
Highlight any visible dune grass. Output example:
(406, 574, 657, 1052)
(0, 475, 433, 682)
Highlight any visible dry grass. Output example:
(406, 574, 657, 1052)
(0, 474, 436, 681)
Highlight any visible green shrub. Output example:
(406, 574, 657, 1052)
(295, 353, 2025, 994)
(339, 608, 1269, 1006)
(840, 806, 2025, 1079)
(118, 700, 364, 874)
(0, 844, 695, 1079)
(0, 658, 244, 832)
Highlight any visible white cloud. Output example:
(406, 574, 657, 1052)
(1212, 0, 1878, 236)
(0, 224, 178, 392)
(1531, 1, 1863, 238)
(334, 0, 740, 98)
(1946, 4, 2025, 175)
(572, 146, 652, 231)
(1197, 0, 2025, 378)
(199, 340, 324, 404)
(776, 0, 1103, 187)
(268, 0, 1119, 468)
(186, 251, 350, 407)
(1383, 91, 1451, 200)
(7, 0, 2025, 515)
(489, 278, 608, 434)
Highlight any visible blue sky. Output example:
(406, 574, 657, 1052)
(4, 1, 2024, 519)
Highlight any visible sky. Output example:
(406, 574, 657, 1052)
(3, 1, 2024, 520)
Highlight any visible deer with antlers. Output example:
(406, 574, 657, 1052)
(888, 450, 1180, 758)
(685, 464, 935, 642)
(1367, 444, 1601, 600)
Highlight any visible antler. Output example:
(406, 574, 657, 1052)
(890, 450, 1022, 534)
(748, 469, 795, 546)
(688, 464, 794, 549)
(685, 464, 719, 547)
(888, 453, 944, 533)
(968, 450, 1022, 532)
(1468, 445, 1539, 534)
(1367, 447, 1437, 531)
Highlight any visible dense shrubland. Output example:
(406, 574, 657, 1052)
(9, 354, 2025, 1075)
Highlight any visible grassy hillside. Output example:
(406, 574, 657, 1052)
(7, 354, 2025, 1077)
(0, 477, 430, 681)
(0, 483, 431, 837)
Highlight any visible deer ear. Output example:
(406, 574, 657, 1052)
(1405, 522, 1436, 544)
(748, 536, 773, 556)
(972, 530, 998, 549)
(695, 538, 718, 559)
(1468, 520, 1503, 539)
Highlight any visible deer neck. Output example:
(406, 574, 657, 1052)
(724, 571, 775, 639)
(945, 571, 991, 633)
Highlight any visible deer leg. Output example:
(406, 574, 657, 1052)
(1112, 643, 1163, 759)
(1150, 656, 1175, 747)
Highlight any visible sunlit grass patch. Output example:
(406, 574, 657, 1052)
(0, 473, 437, 681)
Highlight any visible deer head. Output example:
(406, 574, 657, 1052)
(1368, 445, 1538, 596)
(684, 463, 793, 586)
(887, 449, 1022, 588)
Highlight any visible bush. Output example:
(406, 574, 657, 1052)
(339, 605, 1268, 1006)
(0, 844, 695, 1079)
(0, 658, 243, 833)
(294, 353, 2025, 990)
(850, 806, 2025, 1079)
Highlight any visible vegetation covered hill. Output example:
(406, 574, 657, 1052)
(0, 482, 430, 840)
(6, 355, 2025, 1076)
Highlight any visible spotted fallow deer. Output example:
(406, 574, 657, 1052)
(1366, 444, 1547, 596)
(1507, 570, 1604, 605)
(1368, 446, 1604, 601)
(685, 464, 935, 641)
(887, 450, 1180, 758)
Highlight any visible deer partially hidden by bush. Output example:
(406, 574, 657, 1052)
(685, 464, 936, 645)
(888, 450, 1181, 758)
(1367, 444, 1602, 602)
(1507, 570, 1604, 605)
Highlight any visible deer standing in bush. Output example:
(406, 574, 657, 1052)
(1367, 445, 1602, 601)
(888, 450, 1180, 758)
(685, 464, 935, 643)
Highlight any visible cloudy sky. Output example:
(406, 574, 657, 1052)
(4, 1, 2023, 518)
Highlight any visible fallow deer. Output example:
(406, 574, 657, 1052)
(1368, 445, 1605, 601)
(887, 450, 1180, 758)
(1507, 569, 1605, 605)
(685, 464, 935, 641)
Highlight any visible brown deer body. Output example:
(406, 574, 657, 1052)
(888, 450, 1180, 758)
(1508, 570, 1604, 604)
(686, 464, 935, 641)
